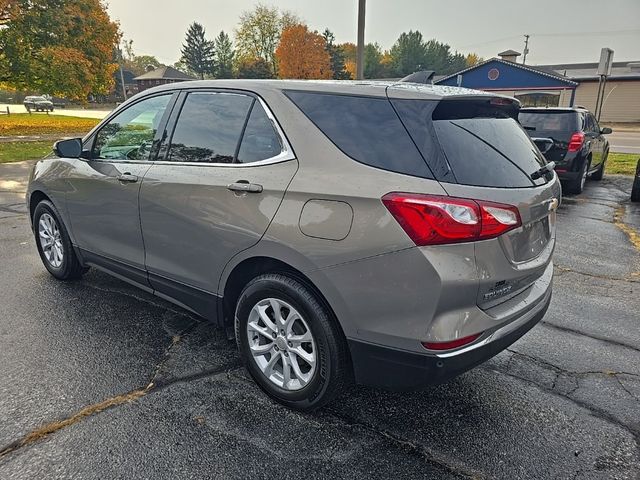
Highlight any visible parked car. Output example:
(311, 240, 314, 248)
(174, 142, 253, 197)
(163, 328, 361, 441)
(519, 107, 611, 194)
(23, 95, 54, 112)
(632, 159, 640, 202)
(27, 81, 560, 410)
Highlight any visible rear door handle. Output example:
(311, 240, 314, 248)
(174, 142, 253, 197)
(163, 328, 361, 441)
(117, 173, 139, 183)
(227, 181, 263, 193)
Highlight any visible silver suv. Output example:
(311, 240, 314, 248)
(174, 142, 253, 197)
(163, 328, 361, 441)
(27, 80, 560, 410)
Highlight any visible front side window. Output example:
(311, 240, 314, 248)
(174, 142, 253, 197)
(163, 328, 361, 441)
(167, 92, 253, 163)
(93, 94, 171, 161)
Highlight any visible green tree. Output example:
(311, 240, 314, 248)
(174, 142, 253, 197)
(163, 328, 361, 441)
(322, 28, 350, 80)
(236, 57, 272, 79)
(0, 0, 120, 100)
(390, 30, 428, 76)
(364, 43, 383, 79)
(181, 22, 215, 79)
(213, 30, 234, 78)
(119, 41, 163, 76)
(447, 51, 468, 75)
(235, 3, 299, 76)
(172, 60, 189, 73)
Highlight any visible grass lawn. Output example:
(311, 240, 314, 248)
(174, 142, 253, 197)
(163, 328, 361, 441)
(0, 113, 99, 136)
(606, 152, 639, 175)
(0, 141, 53, 163)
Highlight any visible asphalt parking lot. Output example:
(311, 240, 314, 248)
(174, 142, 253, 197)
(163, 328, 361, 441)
(0, 161, 639, 479)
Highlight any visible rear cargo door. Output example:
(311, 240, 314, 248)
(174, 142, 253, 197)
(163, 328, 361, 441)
(393, 96, 561, 308)
(518, 110, 580, 164)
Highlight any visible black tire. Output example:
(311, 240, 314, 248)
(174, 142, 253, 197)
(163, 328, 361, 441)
(631, 160, 640, 202)
(566, 158, 590, 194)
(33, 200, 86, 280)
(235, 273, 350, 411)
(591, 150, 607, 181)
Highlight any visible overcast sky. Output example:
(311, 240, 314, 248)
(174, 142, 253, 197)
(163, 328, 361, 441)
(107, 0, 640, 66)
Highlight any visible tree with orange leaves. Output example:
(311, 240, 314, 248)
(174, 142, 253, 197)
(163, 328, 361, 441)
(0, 0, 119, 99)
(275, 24, 332, 80)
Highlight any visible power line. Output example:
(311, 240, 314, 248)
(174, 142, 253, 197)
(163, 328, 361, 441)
(459, 29, 640, 50)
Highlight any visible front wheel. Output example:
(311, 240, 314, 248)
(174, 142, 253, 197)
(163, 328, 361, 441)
(33, 200, 86, 280)
(235, 273, 350, 411)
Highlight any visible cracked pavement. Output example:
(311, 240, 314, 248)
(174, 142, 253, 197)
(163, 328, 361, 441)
(1, 160, 639, 479)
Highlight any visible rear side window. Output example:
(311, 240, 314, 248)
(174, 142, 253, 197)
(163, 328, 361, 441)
(518, 111, 579, 133)
(237, 102, 283, 163)
(167, 92, 253, 163)
(284, 91, 433, 179)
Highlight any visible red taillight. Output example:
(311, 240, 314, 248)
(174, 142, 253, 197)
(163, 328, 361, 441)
(422, 333, 481, 351)
(567, 132, 585, 152)
(382, 193, 521, 246)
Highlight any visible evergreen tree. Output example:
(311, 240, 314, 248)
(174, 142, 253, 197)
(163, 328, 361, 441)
(322, 28, 350, 80)
(364, 43, 383, 79)
(181, 22, 214, 79)
(213, 30, 234, 78)
(390, 30, 428, 76)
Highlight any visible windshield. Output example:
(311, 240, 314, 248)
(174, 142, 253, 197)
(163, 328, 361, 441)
(519, 111, 578, 133)
(433, 116, 548, 188)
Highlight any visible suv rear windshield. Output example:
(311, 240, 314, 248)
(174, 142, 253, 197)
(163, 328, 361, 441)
(394, 98, 548, 188)
(518, 111, 579, 133)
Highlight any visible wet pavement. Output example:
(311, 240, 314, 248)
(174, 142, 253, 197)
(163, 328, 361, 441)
(0, 161, 639, 479)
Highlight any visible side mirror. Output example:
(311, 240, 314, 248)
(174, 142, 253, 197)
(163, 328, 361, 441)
(601, 127, 613, 134)
(53, 138, 83, 158)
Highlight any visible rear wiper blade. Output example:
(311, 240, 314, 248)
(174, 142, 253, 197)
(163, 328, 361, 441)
(522, 125, 536, 131)
(530, 161, 555, 180)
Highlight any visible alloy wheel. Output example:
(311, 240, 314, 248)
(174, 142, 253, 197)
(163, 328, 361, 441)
(38, 213, 63, 268)
(246, 297, 317, 391)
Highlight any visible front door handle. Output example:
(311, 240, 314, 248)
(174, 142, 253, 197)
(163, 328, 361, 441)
(117, 173, 139, 183)
(227, 181, 263, 193)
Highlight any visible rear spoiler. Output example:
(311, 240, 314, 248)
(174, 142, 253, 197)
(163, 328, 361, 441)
(432, 96, 521, 120)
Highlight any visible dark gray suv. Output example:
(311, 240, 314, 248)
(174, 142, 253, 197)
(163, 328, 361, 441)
(27, 80, 560, 410)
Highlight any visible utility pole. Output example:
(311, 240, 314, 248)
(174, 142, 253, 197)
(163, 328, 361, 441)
(116, 46, 128, 101)
(356, 0, 366, 80)
(522, 34, 530, 65)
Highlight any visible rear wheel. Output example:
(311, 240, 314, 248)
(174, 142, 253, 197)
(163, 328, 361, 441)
(631, 160, 640, 202)
(33, 200, 86, 280)
(567, 158, 590, 194)
(591, 150, 607, 181)
(235, 273, 350, 411)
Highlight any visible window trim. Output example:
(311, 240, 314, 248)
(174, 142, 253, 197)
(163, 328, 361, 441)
(158, 89, 295, 168)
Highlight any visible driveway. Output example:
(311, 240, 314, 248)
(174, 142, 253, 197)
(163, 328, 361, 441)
(0, 161, 639, 479)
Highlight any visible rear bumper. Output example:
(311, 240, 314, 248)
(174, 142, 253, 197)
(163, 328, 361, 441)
(348, 286, 551, 390)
